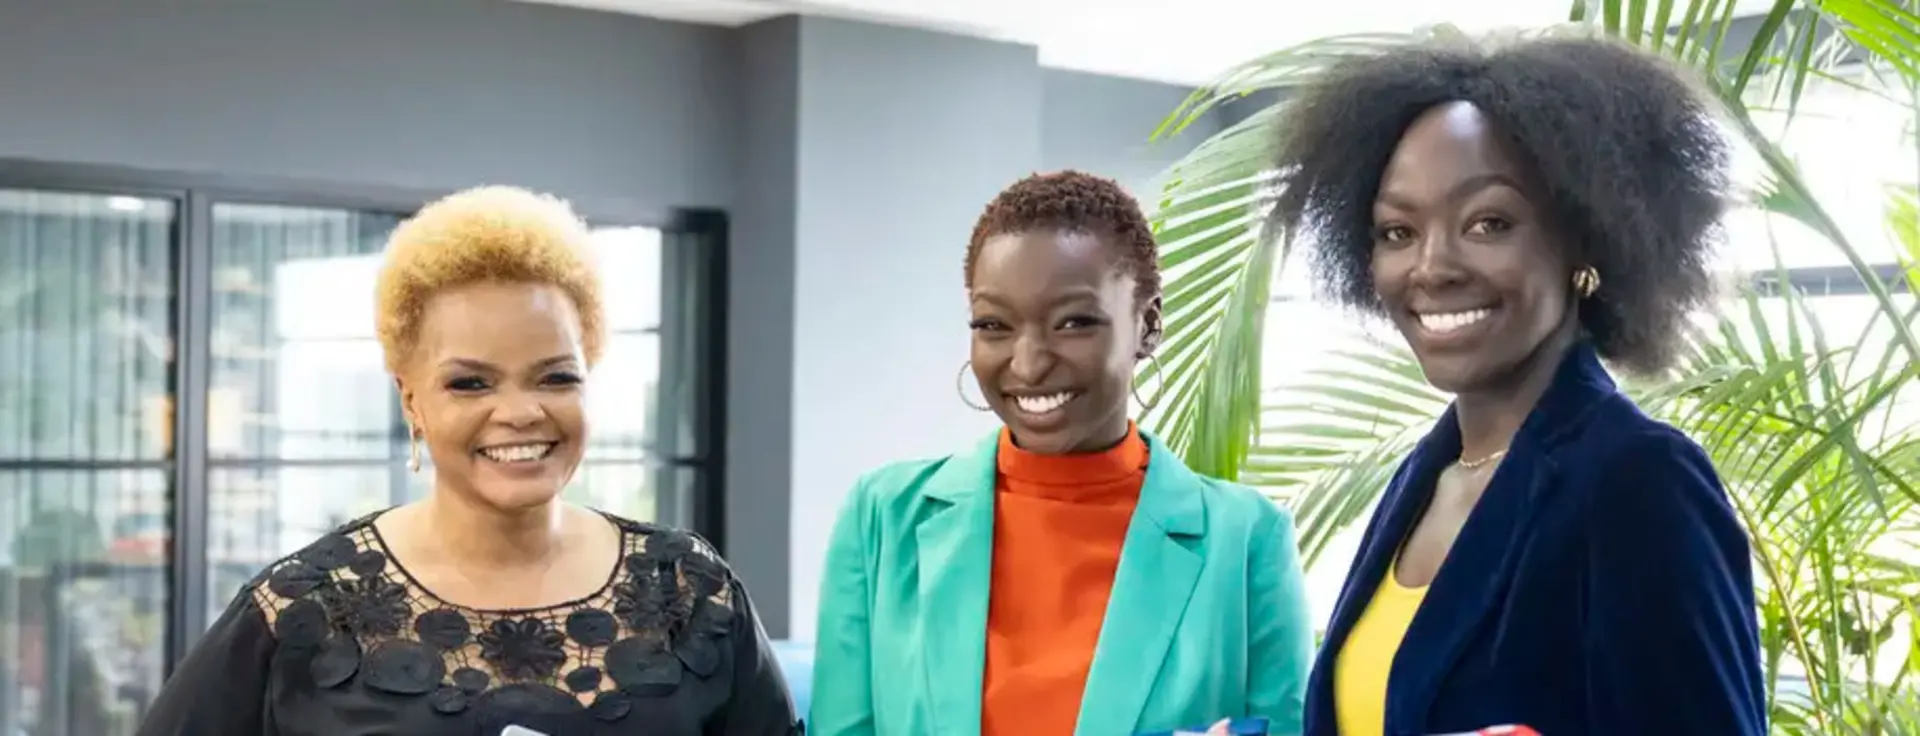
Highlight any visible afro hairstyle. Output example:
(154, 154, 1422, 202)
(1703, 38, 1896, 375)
(1268, 33, 1732, 375)
(373, 185, 606, 374)
(965, 170, 1163, 309)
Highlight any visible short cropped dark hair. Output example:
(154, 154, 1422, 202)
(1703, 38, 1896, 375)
(965, 170, 1162, 306)
(1268, 34, 1731, 374)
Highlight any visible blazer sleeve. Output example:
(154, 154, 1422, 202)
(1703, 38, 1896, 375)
(809, 476, 878, 736)
(134, 590, 276, 735)
(1247, 504, 1315, 735)
(1582, 428, 1767, 734)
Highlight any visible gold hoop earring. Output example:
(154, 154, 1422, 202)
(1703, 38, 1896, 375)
(955, 361, 992, 412)
(407, 428, 423, 473)
(1572, 266, 1601, 299)
(1132, 352, 1166, 411)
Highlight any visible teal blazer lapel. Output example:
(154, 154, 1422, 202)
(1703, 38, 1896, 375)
(1076, 431, 1207, 736)
(914, 431, 999, 735)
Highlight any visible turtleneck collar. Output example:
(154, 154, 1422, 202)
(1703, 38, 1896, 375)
(996, 421, 1149, 489)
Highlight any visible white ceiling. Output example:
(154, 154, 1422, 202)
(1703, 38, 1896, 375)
(522, 0, 1778, 85)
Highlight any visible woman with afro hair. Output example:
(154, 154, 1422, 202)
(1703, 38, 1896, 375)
(136, 186, 798, 736)
(1276, 34, 1766, 736)
(809, 170, 1314, 736)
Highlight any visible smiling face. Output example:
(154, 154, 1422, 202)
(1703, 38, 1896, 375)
(397, 281, 589, 510)
(968, 229, 1157, 454)
(1370, 101, 1579, 394)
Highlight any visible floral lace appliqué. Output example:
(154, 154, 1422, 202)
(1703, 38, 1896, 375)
(248, 514, 737, 724)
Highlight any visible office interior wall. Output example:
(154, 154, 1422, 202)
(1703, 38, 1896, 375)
(0, 0, 1226, 637)
(0, 0, 736, 224)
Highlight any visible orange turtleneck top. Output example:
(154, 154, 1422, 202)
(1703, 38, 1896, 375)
(980, 422, 1148, 736)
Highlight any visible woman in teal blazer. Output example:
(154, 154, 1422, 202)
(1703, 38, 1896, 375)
(809, 171, 1315, 736)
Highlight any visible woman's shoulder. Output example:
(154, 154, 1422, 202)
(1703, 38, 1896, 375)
(241, 510, 389, 600)
(1566, 397, 1715, 477)
(230, 510, 402, 654)
(1149, 451, 1295, 529)
(593, 509, 738, 584)
(1192, 475, 1298, 545)
(1546, 402, 1736, 545)
(839, 454, 969, 514)
(849, 429, 1009, 499)
(591, 510, 745, 634)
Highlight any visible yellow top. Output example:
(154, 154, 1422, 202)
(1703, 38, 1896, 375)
(1333, 561, 1430, 736)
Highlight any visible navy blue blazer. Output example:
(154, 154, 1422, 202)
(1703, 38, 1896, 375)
(1303, 343, 1766, 735)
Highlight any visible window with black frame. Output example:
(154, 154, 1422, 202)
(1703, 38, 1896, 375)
(0, 187, 180, 736)
(0, 179, 718, 736)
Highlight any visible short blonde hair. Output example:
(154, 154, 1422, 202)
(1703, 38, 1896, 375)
(374, 185, 605, 374)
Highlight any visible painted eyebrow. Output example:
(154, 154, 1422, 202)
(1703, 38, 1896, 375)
(438, 354, 577, 372)
(969, 287, 1103, 307)
(1375, 172, 1527, 211)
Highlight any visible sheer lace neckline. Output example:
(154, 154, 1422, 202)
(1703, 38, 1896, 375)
(246, 509, 740, 722)
(363, 507, 626, 615)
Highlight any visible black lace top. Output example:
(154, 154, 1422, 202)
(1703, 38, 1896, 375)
(134, 510, 800, 736)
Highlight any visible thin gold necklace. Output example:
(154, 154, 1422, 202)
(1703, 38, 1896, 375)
(1457, 448, 1508, 469)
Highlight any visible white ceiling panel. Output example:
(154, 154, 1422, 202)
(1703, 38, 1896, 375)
(519, 0, 1784, 85)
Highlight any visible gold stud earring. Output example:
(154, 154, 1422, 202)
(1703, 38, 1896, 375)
(407, 427, 423, 473)
(1572, 266, 1601, 299)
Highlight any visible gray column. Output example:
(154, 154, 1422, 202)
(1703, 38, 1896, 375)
(727, 15, 1042, 636)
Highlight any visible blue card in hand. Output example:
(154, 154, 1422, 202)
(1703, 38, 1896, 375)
(1136, 716, 1270, 735)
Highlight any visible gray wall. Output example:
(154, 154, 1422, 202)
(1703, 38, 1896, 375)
(751, 16, 1047, 638)
(0, 0, 737, 223)
(1043, 69, 1213, 203)
(0, 0, 1222, 636)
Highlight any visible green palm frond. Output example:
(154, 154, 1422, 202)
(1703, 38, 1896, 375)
(1894, 184, 1919, 291)
(1142, 1, 1920, 732)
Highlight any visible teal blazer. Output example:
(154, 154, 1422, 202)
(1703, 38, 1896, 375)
(810, 428, 1314, 736)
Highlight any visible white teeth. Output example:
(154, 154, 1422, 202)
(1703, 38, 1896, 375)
(479, 443, 554, 463)
(1418, 309, 1492, 334)
(1013, 392, 1075, 415)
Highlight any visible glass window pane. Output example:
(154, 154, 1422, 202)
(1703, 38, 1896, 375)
(0, 190, 176, 462)
(594, 226, 662, 332)
(0, 467, 170, 736)
(568, 461, 690, 525)
(209, 203, 404, 461)
(590, 331, 662, 460)
(205, 464, 402, 618)
(1721, 69, 1913, 273)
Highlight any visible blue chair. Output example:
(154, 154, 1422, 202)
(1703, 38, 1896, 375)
(769, 639, 815, 722)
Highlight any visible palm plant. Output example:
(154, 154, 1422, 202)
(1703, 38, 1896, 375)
(1139, 1, 1920, 732)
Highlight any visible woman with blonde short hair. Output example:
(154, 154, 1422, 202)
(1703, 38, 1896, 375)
(136, 186, 799, 736)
